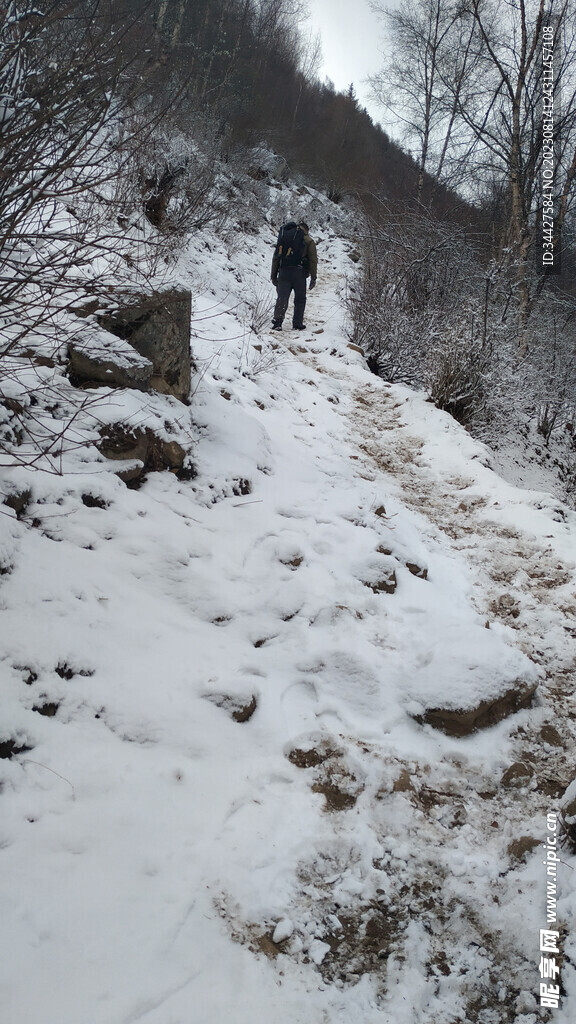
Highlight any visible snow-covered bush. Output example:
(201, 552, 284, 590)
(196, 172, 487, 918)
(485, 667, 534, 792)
(142, 132, 229, 236)
(346, 265, 428, 386)
(242, 287, 275, 337)
(346, 207, 480, 388)
(426, 319, 492, 426)
(527, 296, 576, 445)
(348, 203, 576, 461)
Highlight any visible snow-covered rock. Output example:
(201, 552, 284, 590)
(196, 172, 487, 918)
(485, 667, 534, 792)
(68, 327, 153, 391)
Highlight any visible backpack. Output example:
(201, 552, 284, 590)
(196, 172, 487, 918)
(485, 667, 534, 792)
(275, 222, 306, 268)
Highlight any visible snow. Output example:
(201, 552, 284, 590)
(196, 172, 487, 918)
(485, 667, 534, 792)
(1, 181, 576, 1023)
(69, 327, 154, 373)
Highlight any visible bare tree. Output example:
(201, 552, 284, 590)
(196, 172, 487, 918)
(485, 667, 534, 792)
(291, 28, 322, 128)
(0, 1, 172, 356)
(371, 0, 576, 347)
(459, 0, 576, 342)
(346, 200, 487, 391)
(0, 0, 191, 480)
(369, 0, 485, 198)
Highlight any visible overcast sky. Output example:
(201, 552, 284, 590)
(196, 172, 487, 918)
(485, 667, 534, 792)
(305, 0, 387, 122)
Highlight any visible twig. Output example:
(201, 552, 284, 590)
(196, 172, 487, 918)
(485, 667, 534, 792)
(22, 759, 75, 798)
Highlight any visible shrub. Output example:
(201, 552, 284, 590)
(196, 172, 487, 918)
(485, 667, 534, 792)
(426, 324, 492, 426)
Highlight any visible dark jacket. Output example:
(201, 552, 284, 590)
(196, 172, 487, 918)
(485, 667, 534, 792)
(271, 224, 318, 282)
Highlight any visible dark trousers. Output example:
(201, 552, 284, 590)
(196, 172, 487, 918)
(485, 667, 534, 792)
(273, 266, 307, 327)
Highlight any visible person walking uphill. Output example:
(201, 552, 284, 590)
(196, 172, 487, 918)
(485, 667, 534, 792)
(270, 221, 317, 331)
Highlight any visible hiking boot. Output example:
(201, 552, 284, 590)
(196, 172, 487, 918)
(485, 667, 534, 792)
(271, 321, 282, 331)
(293, 324, 307, 330)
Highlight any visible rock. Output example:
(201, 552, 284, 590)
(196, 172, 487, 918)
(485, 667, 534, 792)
(32, 702, 59, 717)
(3, 488, 31, 516)
(365, 569, 397, 595)
(0, 738, 31, 759)
(493, 593, 521, 618)
(536, 774, 567, 798)
(406, 561, 428, 580)
(539, 724, 564, 747)
(280, 554, 303, 569)
(81, 493, 108, 509)
(2, 396, 25, 416)
(272, 919, 294, 944)
(97, 289, 192, 402)
(68, 329, 153, 391)
(70, 298, 101, 318)
(501, 761, 535, 788)
(98, 424, 189, 484)
(406, 618, 538, 737)
(98, 426, 148, 482)
(203, 692, 258, 723)
(413, 679, 537, 737)
(247, 148, 290, 181)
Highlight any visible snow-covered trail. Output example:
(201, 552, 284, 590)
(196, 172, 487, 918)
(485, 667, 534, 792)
(1, 205, 576, 1024)
(282, 239, 576, 690)
(228, 240, 576, 1018)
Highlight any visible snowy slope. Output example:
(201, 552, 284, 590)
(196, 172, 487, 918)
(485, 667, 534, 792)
(1, 182, 575, 1024)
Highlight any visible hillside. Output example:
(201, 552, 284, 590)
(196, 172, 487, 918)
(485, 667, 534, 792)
(1, 177, 576, 1024)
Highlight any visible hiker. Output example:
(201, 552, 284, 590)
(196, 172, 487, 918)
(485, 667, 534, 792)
(270, 221, 317, 331)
